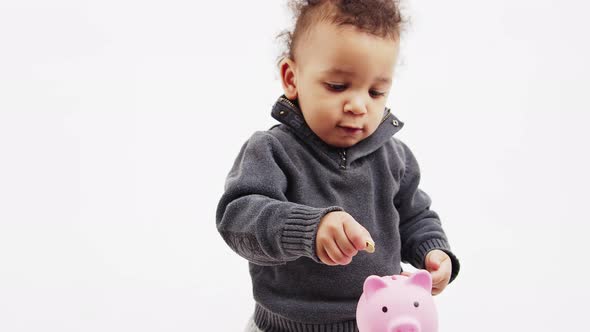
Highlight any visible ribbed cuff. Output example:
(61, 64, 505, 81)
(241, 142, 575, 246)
(412, 238, 461, 284)
(281, 205, 343, 262)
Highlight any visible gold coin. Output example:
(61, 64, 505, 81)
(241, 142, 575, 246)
(365, 240, 375, 253)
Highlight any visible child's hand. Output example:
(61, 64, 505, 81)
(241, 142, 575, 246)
(425, 249, 452, 295)
(316, 211, 374, 266)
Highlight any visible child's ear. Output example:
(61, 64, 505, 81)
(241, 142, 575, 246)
(279, 57, 298, 100)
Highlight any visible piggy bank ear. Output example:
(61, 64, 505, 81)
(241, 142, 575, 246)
(363, 275, 388, 297)
(406, 270, 432, 292)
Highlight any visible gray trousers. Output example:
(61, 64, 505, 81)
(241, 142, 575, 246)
(244, 316, 264, 332)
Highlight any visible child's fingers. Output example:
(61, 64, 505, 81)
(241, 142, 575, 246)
(425, 250, 452, 295)
(317, 246, 337, 266)
(334, 230, 358, 258)
(430, 269, 445, 286)
(430, 262, 451, 292)
(324, 238, 352, 265)
(342, 218, 373, 251)
(431, 286, 442, 296)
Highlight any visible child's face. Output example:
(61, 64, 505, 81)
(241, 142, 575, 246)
(281, 22, 399, 148)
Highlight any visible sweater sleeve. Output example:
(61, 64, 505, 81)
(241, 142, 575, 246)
(216, 132, 342, 266)
(394, 140, 460, 283)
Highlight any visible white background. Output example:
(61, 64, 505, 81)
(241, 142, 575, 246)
(1, 0, 589, 331)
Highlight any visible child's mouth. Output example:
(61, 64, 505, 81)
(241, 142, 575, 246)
(338, 125, 363, 135)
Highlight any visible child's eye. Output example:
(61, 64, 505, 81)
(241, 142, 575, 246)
(325, 83, 347, 92)
(370, 90, 386, 98)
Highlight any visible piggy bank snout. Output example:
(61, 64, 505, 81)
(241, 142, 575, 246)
(390, 318, 421, 332)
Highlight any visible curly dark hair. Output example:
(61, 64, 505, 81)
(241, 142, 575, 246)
(277, 0, 405, 63)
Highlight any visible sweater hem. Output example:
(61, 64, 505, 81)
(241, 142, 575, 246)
(254, 303, 358, 332)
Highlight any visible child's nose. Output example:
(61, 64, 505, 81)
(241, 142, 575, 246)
(343, 96, 367, 115)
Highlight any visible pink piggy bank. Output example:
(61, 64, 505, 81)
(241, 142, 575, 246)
(356, 270, 437, 332)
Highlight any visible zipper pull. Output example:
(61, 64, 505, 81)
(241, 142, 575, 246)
(339, 149, 347, 170)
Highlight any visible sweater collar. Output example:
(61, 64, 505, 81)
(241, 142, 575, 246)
(270, 95, 404, 168)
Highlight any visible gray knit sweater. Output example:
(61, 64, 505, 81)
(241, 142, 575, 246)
(216, 96, 460, 332)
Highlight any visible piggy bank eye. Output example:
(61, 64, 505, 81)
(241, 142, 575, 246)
(413, 301, 420, 308)
(382, 306, 388, 313)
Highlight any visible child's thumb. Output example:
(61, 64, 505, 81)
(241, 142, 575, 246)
(343, 218, 373, 251)
(426, 250, 444, 270)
